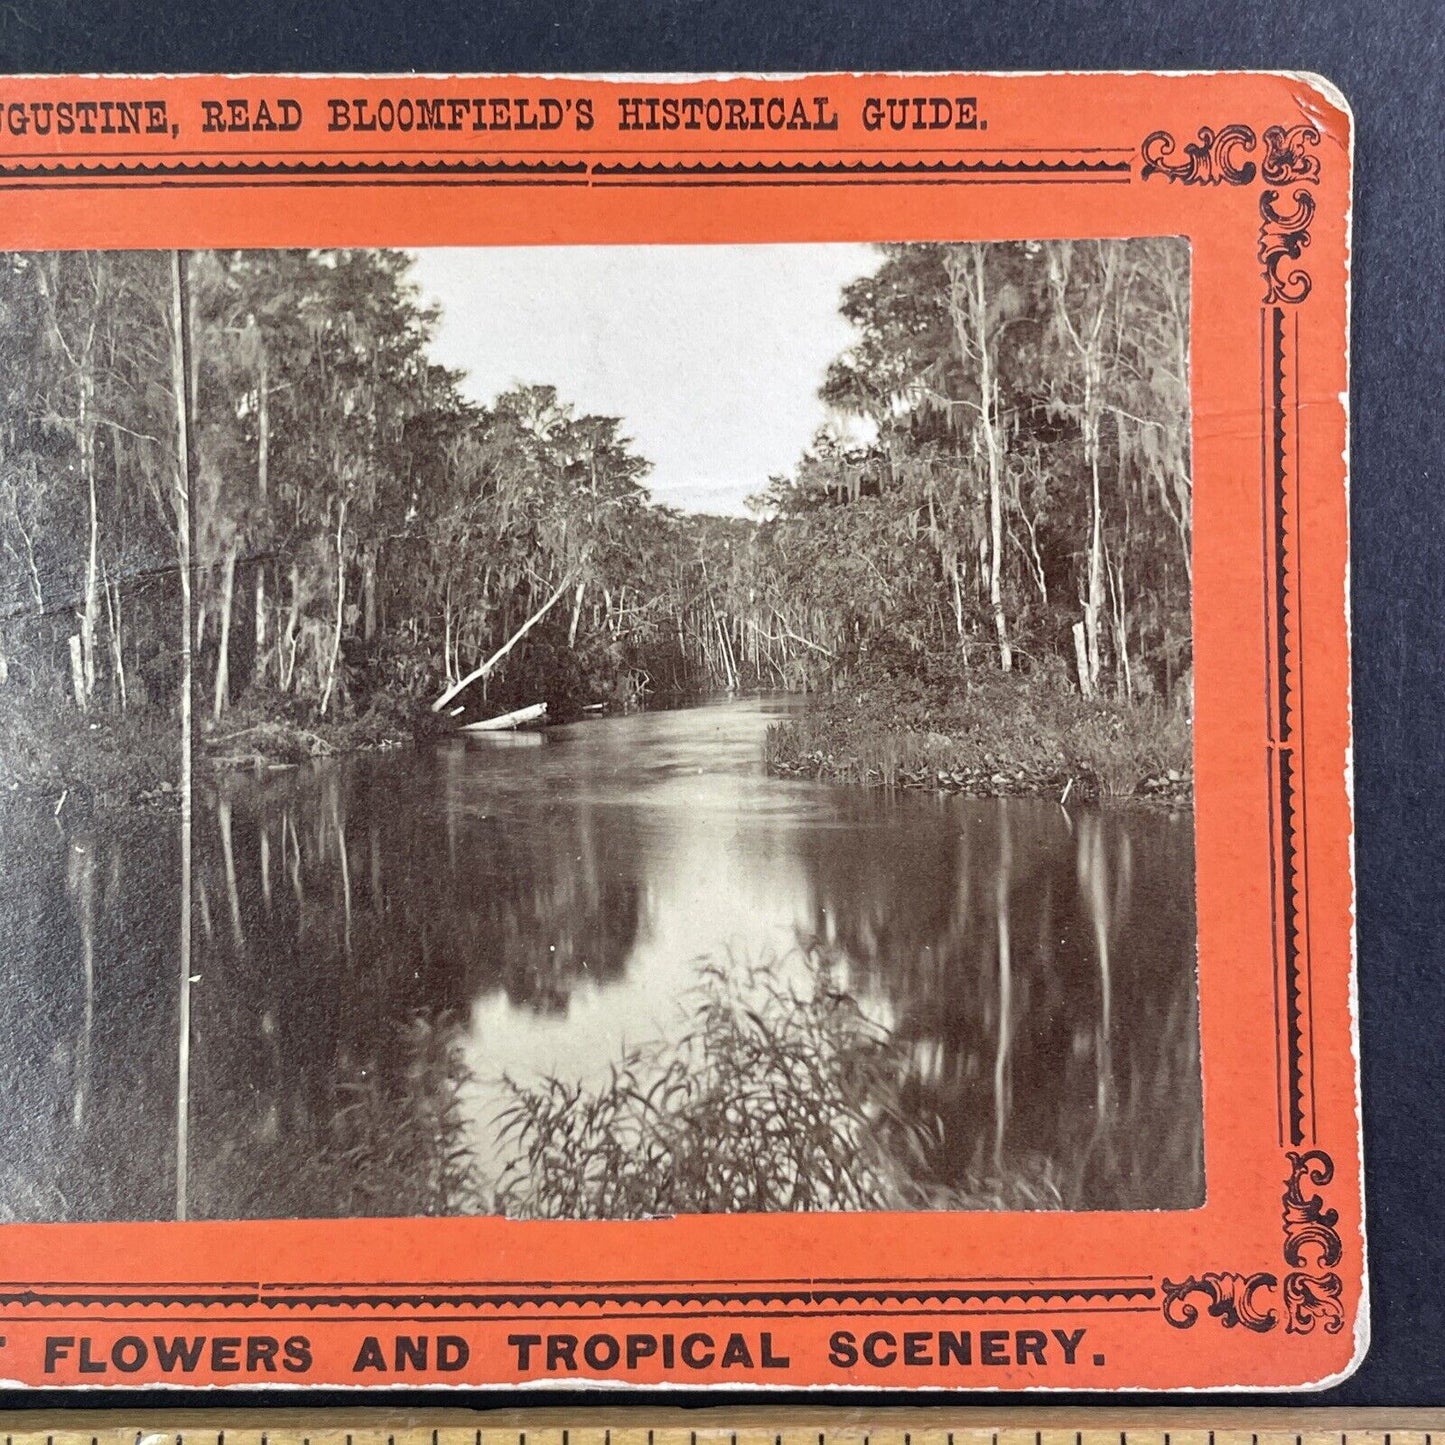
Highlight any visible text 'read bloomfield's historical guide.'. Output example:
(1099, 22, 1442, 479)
(0, 71, 1359, 1391)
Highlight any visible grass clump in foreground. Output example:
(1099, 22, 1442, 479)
(187, 952, 1065, 1219)
(185, 1012, 487, 1221)
(491, 951, 1062, 1218)
(313, 1013, 485, 1218)
(766, 669, 1192, 802)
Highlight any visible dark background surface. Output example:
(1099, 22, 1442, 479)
(0, 0, 1440, 1412)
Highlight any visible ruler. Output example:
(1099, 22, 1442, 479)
(0, 1409, 1439, 1445)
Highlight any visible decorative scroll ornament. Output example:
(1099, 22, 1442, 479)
(1282, 1149, 1345, 1334)
(1262, 123, 1322, 184)
(1162, 1150, 1345, 1333)
(1259, 188, 1318, 304)
(1140, 125, 1258, 184)
(1161, 1271, 1279, 1331)
(1140, 119, 1322, 304)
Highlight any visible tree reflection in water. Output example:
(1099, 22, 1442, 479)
(0, 732, 1201, 1221)
(794, 793, 1203, 1212)
(182, 758, 647, 1219)
(0, 805, 178, 1222)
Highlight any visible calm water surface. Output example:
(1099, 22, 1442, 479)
(0, 696, 1202, 1220)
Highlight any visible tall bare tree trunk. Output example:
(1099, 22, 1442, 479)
(103, 563, 126, 711)
(443, 577, 456, 685)
(319, 498, 347, 716)
(985, 373, 1012, 675)
(213, 544, 237, 721)
(973, 252, 1013, 673)
(170, 249, 197, 1224)
(37, 256, 104, 710)
(255, 565, 267, 685)
(568, 577, 586, 648)
(1106, 543, 1132, 701)
(951, 248, 1012, 674)
(1047, 242, 1119, 698)
(1083, 399, 1105, 692)
(78, 368, 100, 708)
(362, 546, 377, 644)
(254, 341, 269, 682)
(280, 565, 301, 693)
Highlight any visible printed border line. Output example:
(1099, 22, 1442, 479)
(2, 1274, 1155, 1289)
(0, 155, 1132, 188)
(1269, 302, 1315, 1150)
(0, 158, 588, 180)
(0, 145, 1137, 161)
(588, 158, 1128, 178)
(1145, 119, 1342, 1341)
(0, 1284, 1158, 1311)
(6, 1306, 1158, 1325)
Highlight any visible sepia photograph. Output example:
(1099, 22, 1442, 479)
(0, 237, 1201, 1224)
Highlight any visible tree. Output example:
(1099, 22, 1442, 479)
(34, 254, 107, 709)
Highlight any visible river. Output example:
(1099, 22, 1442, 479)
(0, 696, 1202, 1222)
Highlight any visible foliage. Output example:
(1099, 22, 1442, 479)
(0, 240, 1193, 788)
(181, 1012, 485, 1221)
(316, 1013, 484, 1217)
(0, 683, 179, 805)
(756, 239, 1193, 703)
(766, 669, 1191, 800)
(490, 951, 1063, 1218)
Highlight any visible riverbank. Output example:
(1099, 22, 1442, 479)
(0, 691, 412, 815)
(765, 676, 1192, 804)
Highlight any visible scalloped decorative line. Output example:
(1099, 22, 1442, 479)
(592, 157, 1128, 179)
(0, 1282, 1157, 1313)
(0, 156, 589, 183)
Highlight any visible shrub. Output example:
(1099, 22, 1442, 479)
(490, 950, 1062, 1218)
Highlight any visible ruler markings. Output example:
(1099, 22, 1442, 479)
(4, 1422, 1445, 1445)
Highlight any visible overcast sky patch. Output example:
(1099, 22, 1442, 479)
(408, 244, 876, 515)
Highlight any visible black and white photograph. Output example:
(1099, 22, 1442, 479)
(0, 239, 1201, 1223)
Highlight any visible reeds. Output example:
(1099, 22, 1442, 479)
(318, 1013, 485, 1217)
(489, 948, 1062, 1219)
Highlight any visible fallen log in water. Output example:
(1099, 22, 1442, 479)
(458, 701, 548, 734)
(431, 571, 576, 714)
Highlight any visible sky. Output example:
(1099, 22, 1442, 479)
(407, 244, 877, 515)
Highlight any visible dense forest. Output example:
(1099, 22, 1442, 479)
(0, 240, 1192, 798)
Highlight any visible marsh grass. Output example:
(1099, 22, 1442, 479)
(315, 1013, 485, 1217)
(490, 950, 1063, 1219)
(766, 674, 1191, 800)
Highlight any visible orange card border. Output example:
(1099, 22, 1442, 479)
(0, 70, 1360, 1393)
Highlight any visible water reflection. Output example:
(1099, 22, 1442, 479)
(797, 790, 1201, 1211)
(0, 697, 1201, 1221)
